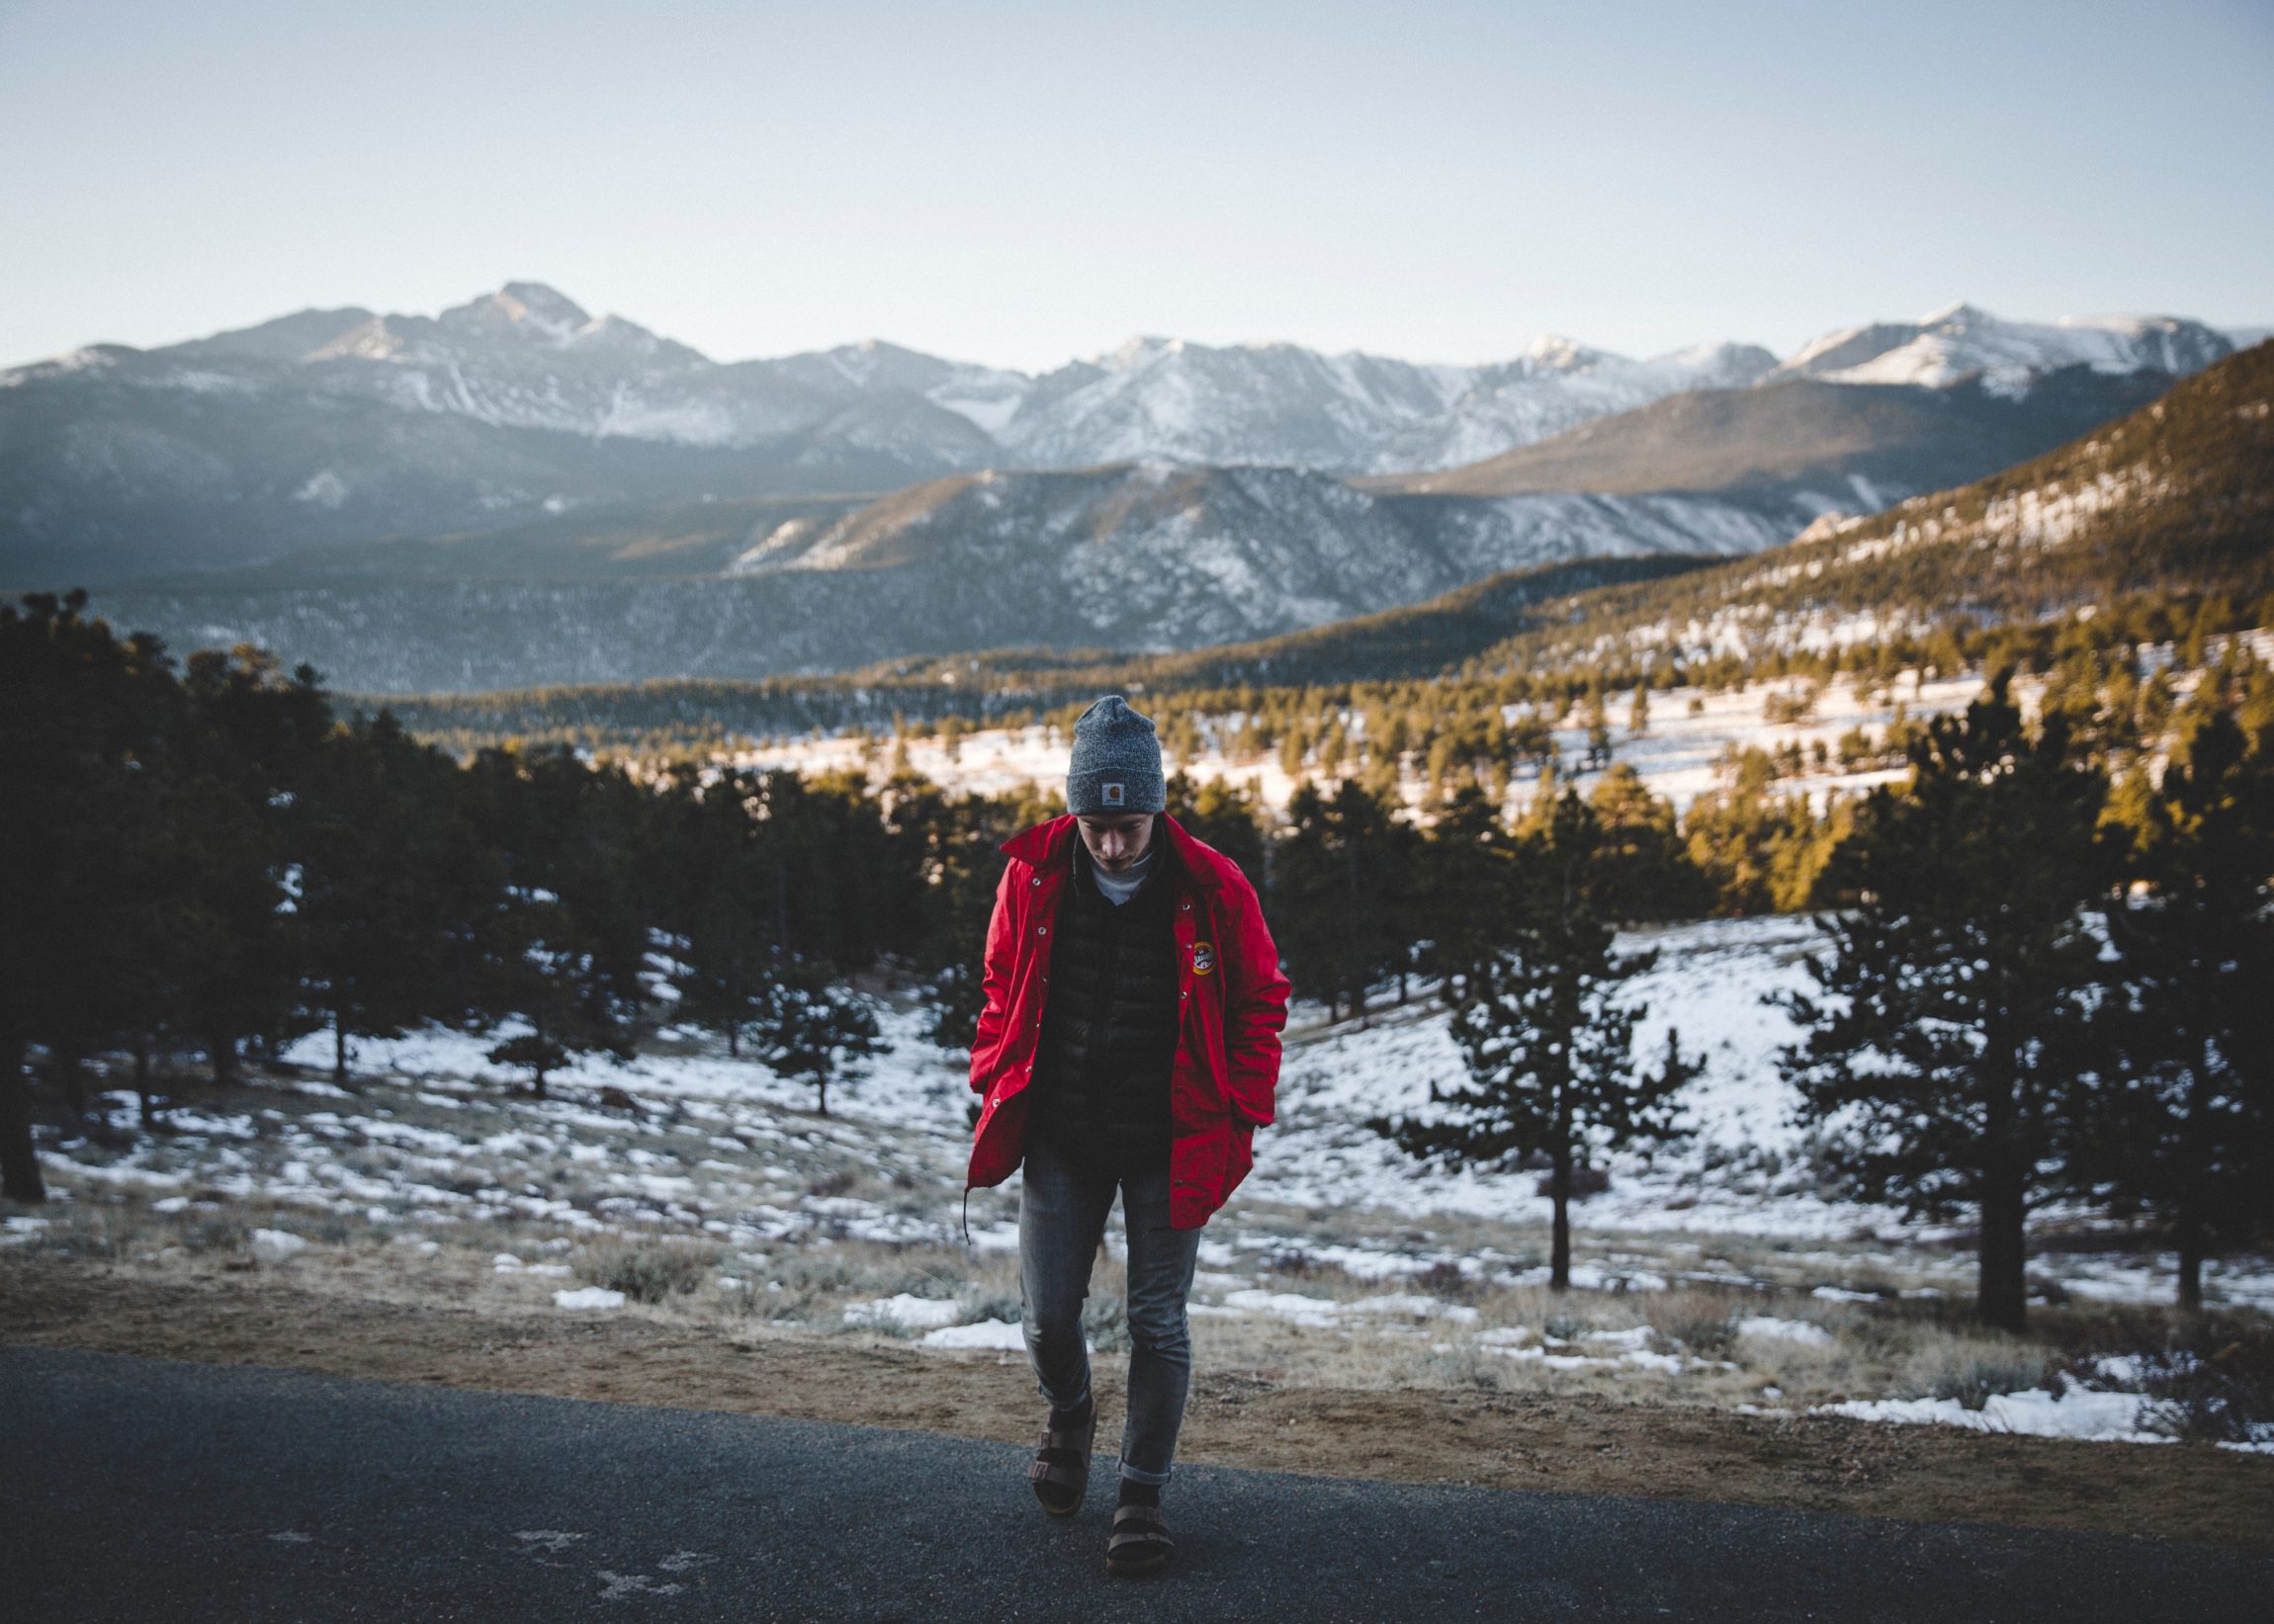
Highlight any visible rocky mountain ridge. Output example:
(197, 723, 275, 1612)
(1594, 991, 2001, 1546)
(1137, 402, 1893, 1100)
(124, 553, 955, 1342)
(4, 284, 2241, 585)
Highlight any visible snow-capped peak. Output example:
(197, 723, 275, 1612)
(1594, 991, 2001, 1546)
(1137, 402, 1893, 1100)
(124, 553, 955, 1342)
(1522, 335, 1608, 374)
(1643, 341, 1779, 390)
(438, 282, 595, 347)
(1768, 303, 2232, 398)
(1102, 335, 1185, 371)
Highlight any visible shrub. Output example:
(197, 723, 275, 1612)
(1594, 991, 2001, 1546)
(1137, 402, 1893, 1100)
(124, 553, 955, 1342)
(1931, 1352, 2049, 1410)
(1415, 1259, 1478, 1302)
(1083, 1296, 1130, 1354)
(574, 1241, 716, 1304)
(1652, 1296, 1736, 1357)
(958, 1290, 1022, 1326)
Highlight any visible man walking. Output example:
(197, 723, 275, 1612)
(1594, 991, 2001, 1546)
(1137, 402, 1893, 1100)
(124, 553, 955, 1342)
(966, 695, 1289, 1577)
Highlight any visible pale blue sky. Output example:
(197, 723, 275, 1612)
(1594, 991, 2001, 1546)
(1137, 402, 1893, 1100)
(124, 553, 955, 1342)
(2, 0, 2267, 371)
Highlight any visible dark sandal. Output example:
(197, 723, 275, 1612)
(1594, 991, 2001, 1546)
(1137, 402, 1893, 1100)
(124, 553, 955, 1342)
(1106, 1502, 1173, 1576)
(1026, 1408, 1095, 1515)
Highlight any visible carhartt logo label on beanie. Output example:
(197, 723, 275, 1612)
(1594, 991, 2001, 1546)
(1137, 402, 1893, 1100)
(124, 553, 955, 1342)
(1067, 696, 1166, 815)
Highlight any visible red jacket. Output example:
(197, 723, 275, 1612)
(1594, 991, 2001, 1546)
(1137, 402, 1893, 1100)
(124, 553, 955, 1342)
(967, 813, 1291, 1229)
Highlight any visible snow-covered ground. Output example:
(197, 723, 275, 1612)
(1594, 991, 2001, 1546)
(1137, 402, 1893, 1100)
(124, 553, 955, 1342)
(20, 917, 2271, 1451)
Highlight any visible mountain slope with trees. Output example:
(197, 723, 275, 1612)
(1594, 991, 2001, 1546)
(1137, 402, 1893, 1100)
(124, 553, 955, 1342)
(350, 343, 2273, 749)
(1458, 339, 2274, 682)
(1371, 370, 2173, 511)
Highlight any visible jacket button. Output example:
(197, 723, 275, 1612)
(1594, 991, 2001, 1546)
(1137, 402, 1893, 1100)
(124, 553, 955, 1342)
(1037, 925, 1048, 936)
(1031, 876, 1041, 887)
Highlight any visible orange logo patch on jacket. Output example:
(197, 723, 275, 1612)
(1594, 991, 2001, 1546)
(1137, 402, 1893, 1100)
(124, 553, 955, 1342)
(1189, 940, 1217, 975)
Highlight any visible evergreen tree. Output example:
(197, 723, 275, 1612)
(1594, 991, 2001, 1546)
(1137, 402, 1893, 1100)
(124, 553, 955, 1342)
(297, 713, 492, 1080)
(1412, 782, 1518, 993)
(1167, 770, 1268, 878)
(480, 888, 640, 1097)
(0, 591, 180, 1198)
(887, 773, 1045, 1057)
(464, 748, 651, 1096)
(1378, 790, 1695, 1289)
(1780, 680, 2108, 1331)
(656, 765, 772, 1056)
(1273, 779, 1409, 1022)
(2085, 708, 2274, 1309)
(1585, 764, 1707, 922)
(754, 959, 884, 1116)
(164, 646, 331, 1084)
(1682, 747, 1849, 915)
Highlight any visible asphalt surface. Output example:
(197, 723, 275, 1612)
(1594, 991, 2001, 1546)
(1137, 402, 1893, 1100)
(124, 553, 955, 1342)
(3, 1347, 2265, 1623)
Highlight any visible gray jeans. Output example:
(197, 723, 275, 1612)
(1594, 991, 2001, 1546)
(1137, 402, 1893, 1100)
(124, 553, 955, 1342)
(1018, 1135, 1202, 1487)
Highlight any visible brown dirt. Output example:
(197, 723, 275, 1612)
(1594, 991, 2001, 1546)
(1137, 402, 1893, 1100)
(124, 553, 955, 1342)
(7, 1259, 2269, 1548)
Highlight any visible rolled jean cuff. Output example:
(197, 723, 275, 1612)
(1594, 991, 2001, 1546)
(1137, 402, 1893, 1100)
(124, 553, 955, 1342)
(1118, 1457, 1173, 1488)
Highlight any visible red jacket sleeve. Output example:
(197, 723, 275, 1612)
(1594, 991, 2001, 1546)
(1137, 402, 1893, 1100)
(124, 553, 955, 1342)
(968, 860, 1021, 1094)
(1218, 869, 1290, 1127)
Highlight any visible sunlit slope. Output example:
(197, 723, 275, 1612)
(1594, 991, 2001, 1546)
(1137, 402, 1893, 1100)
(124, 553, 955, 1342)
(1457, 340, 2274, 675)
(1369, 371, 2175, 509)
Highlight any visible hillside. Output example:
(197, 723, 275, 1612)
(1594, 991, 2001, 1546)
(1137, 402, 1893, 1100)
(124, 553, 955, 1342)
(1457, 339, 2274, 678)
(1369, 370, 2173, 509)
(175, 494, 877, 586)
(358, 555, 1712, 746)
(97, 468, 1782, 691)
(354, 343, 2274, 749)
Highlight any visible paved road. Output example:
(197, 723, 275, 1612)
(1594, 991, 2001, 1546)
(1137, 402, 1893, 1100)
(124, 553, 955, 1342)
(4, 1347, 2264, 1623)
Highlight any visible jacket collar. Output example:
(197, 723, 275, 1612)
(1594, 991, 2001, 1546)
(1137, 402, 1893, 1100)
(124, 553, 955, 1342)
(1003, 812, 1224, 893)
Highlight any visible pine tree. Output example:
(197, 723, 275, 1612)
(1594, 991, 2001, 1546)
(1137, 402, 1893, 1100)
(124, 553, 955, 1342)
(2084, 708, 2274, 1309)
(1377, 790, 1695, 1289)
(754, 960, 884, 1116)
(169, 646, 332, 1084)
(658, 766, 771, 1056)
(0, 592, 179, 1197)
(1585, 764, 1706, 922)
(1682, 747, 1849, 915)
(298, 714, 492, 1080)
(1412, 782, 1517, 993)
(883, 772, 1057, 1057)
(1273, 779, 1409, 1023)
(480, 889, 640, 1097)
(1167, 770, 1268, 878)
(1780, 680, 2108, 1332)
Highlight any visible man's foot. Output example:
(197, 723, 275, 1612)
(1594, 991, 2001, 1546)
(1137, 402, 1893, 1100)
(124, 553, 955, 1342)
(1106, 1486, 1172, 1577)
(1026, 1402, 1095, 1515)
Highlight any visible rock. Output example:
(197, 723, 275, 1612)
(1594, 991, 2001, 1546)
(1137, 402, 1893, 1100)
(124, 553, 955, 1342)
(250, 1229, 307, 1261)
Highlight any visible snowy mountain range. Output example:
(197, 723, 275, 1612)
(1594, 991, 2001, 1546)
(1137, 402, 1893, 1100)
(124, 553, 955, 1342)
(3, 282, 2247, 585)
(100, 467, 1793, 692)
(1761, 302, 2235, 396)
(92, 337, 2272, 703)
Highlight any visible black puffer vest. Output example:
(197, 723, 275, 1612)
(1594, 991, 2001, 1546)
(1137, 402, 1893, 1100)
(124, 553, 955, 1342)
(1028, 841, 1181, 1171)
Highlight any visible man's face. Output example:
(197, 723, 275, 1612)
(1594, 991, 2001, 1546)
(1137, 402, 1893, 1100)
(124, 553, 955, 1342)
(1077, 812, 1155, 873)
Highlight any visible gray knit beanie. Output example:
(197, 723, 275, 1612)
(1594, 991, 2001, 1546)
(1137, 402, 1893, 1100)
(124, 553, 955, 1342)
(1066, 695, 1166, 815)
